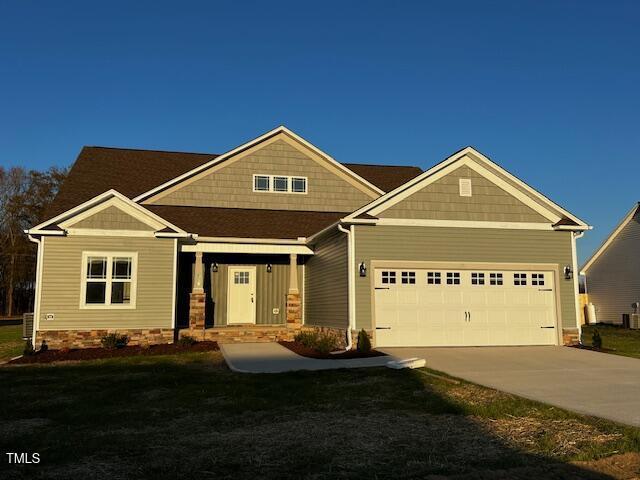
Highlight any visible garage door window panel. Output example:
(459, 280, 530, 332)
(446, 272, 461, 285)
(471, 272, 485, 285)
(514, 273, 527, 286)
(382, 271, 396, 284)
(401, 272, 416, 284)
(427, 272, 441, 285)
(532, 273, 545, 286)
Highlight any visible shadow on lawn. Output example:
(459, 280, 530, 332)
(0, 355, 621, 479)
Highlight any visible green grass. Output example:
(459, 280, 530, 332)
(1, 351, 639, 479)
(0, 324, 24, 362)
(582, 324, 640, 359)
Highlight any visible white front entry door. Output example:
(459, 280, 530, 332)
(374, 268, 558, 347)
(227, 266, 256, 324)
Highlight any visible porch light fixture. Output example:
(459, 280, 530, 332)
(211, 262, 218, 273)
(359, 262, 367, 277)
(266, 263, 272, 273)
(564, 265, 573, 280)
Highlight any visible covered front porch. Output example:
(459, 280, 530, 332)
(176, 239, 312, 343)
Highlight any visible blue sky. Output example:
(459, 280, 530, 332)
(1, 0, 638, 262)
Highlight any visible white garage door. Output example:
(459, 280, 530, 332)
(374, 268, 558, 347)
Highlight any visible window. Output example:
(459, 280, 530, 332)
(471, 272, 485, 285)
(401, 272, 416, 284)
(381, 271, 396, 284)
(234, 271, 250, 284)
(292, 177, 307, 193)
(253, 174, 307, 194)
(459, 178, 472, 197)
(427, 271, 441, 284)
(489, 273, 503, 286)
(514, 273, 527, 286)
(81, 252, 137, 308)
(532, 273, 545, 286)
(446, 272, 461, 285)
(254, 175, 270, 191)
(273, 176, 289, 192)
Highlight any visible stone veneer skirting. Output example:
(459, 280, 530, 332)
(180, 325, 300, 343)
(36, 329, 174, 350)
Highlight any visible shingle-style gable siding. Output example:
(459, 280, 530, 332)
(70, 206, 155, 231)
(379, 165, 549, 222)
(586, 211, 640, 324)
(147, 139, 375, 212)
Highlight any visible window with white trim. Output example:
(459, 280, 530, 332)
(82, 252, 137, 308)
(531, 273, 545, 286)
(446, 272, 461, 285)
(471, 272, 485, 285)
(381, 271, 396, 284)
(489, 273, 503, 285)
(514, 273, 527, 286)
(427, 271, 441, 284)
(252, 174, 307, 194)
(401, 271, 416, 284)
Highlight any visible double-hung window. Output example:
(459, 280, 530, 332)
(81, 252, 137, 308)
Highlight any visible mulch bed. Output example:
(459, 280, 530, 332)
(9, 341, 219, 364)
(279, 341, 387, 359)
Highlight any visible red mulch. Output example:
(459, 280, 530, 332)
(278, 341, 387, 359)
(9, 341, 219, 364)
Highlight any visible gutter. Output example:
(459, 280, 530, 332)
(337, 224, 355, 350)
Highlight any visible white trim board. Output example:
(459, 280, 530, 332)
(133, 125, 384, 203)
(581, 203, 640, 273)
(347, 146, 589, 228)
(28, 189, 187, 235)
(181, 243, 314, 255)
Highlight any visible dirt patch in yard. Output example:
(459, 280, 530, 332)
(574, 452, 640, 480)
(8, 341, 219, 364)
(279, 341, 387, 359)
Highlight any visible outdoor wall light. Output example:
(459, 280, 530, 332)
(359, 262, 367, 277)
(564, 265, 573, 280)
(211, 262, 218, 273)
(266, 263, 272, 273)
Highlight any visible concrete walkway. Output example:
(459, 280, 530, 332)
(220, 342, 395, 373)
(381, 346, 640, 427)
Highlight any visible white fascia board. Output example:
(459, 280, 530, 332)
(181, 242, 314, 255)
(195, 236, 307, 245)
(23, 229, 66, 236)
(581, 203, 640, 273)
(133, 125, 384, 202)
(30, 189, 186, 235)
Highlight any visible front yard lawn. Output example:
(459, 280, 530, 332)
(582, 324, 640, 359)
(0, 324, 24, 362)
(2, 351, 640, 479)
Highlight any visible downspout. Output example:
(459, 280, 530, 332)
(337, 224, 354, 350)
(572, 230, 585, 344)
(27, 234, 42, 348)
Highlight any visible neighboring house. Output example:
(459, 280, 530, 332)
(581, 203, 640, 324)
(25, 126, 589, 349)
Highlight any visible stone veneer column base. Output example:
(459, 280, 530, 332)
(35, 329, 174, 350)
(562, 328, 580, 346)
(286, 292, 302, 327)
(189, 292, 206, 331)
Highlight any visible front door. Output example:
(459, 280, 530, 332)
(227, 266, 256, 324)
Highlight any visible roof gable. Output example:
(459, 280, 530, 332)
(135, 126, 384, 203)
(347, 147, 589, 228)
(581, 203, 640, 273)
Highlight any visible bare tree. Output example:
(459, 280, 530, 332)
(0, 166, 67, 317)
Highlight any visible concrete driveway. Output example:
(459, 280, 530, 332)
(380, 346, 640, 427)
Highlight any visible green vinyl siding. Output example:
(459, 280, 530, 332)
(39, 235, 176, 330)
(353, 225, 576, 330)
(304, 229, 348, 329)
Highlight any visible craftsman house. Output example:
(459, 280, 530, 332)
(26, 126, 589, 349)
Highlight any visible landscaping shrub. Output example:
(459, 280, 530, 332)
(592, 329, 603, 349)
(294, 330, 339, 354)
(357, 329, 372, 353)
(177, 334, 198, 346)
(100, 333, 129, 349)
(23, 340, 35, 356)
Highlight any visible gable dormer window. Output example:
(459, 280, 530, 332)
(253, 174, 307, 194)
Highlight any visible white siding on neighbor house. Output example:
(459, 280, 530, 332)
(38, 236, 176, 330)
(586, 210, 640, 324)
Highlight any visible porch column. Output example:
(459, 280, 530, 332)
(286, 253, 302, 327)
(189, 251, 206, 331)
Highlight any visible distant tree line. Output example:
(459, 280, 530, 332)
(0, 166, 67, 317)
